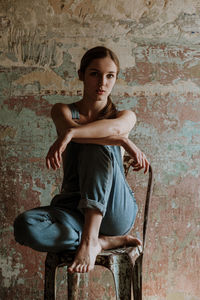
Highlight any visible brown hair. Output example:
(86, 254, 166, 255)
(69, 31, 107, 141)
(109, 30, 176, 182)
(79, 46, 120, 119)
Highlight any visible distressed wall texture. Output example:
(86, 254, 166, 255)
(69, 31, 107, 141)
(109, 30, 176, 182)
(0, 0, 200, 299)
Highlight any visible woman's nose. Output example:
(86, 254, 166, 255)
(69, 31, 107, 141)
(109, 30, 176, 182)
(98, 75, 106, 86)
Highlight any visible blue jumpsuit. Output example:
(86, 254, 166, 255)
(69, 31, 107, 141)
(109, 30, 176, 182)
(14, 104, 138, 252)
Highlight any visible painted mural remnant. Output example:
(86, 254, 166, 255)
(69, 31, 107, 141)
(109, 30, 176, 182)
(0, 0, 200, 299)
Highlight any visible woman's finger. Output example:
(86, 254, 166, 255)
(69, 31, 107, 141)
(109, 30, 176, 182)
(54, 151, 61, 168)
(143, 157, 150, 174)
(46, 148, 52, 169)
(46, 156, 50, 169)
(144, 159, 149, 174)
(49, 156, 55, 170)
(46, 153, 57, 170)
(136, 153, 142, 166)
(141, 155, 146, 170)
(58, 148, 62, 162)
(131, 151, 150, 173)
(46, 143, 62, 170)
(131, 161, 139, 167)
(133, 165, 143, 172)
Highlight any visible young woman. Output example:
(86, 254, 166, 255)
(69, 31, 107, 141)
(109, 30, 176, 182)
(14, 46, 149, 273)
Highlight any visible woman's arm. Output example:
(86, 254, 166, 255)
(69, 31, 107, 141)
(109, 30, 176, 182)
(46, 134, 149, 174)
(70, 110, 136, 138)
(51, 103, 136, 137)
(51, 103, 80, 134)
(46, 103, 144, 171)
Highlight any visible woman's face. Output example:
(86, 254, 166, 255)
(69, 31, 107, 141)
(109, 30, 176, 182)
(81, 56, 118, 102)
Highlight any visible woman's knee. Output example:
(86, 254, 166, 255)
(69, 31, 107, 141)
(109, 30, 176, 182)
(13, 212, 29, 244)
(79, 144, 112, 162)
(13, 209, 44, 245)
(78, 144, 113, 176)
(13, 208, 83, 252)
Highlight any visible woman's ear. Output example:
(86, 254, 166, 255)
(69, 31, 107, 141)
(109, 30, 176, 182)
(78, 70, 84, 81)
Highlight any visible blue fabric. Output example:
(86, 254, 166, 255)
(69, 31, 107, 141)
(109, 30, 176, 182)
(14, 143, 138, 252)
(68, 103, 80, 120)
(14, 205, 83, 252)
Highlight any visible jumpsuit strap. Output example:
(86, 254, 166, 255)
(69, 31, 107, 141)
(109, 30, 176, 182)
(68, 103, 80, 120)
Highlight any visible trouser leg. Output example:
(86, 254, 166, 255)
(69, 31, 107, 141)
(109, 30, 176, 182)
(77, 144, 138, 236)
(14, 144, 138, 252)
(13, 206, 84, 252)
(77, 144, 114, 216)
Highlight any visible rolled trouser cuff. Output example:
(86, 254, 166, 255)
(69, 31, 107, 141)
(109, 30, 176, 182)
(78, 198, 106, 216)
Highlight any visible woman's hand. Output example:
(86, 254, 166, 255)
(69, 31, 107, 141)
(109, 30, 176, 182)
(46, 129, 73, 170)
(121, 137, 150, 174)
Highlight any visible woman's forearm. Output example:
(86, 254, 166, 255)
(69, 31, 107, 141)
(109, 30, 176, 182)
(70, 120, 126, 140)
(72, 119, 120, 138)
(72, 135, 125, 146)
(73, 134, 137, 152)
(46, 131, 149, 173)
(54, 109, 136, 140)
(73, 135, 141, 157)
(68, 111, 135, 139)
(51, 103, 136, 138)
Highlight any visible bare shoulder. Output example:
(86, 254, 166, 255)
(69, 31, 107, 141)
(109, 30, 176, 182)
(50, 103, 79, 133)
(51, 102, 71, 119)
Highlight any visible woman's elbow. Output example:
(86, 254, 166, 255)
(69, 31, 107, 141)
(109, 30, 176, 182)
(112, 127, 122, 136)
(130, 111, 137, 128)
(116, 110, 137, 135)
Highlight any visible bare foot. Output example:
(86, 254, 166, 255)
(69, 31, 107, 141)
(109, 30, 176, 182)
(68, 238, 102, 273)
(68, 235, 141, 273)
(99, 234, 142, 250)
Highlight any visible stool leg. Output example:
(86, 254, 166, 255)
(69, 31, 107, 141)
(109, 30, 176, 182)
(67, 272, 89, 300)
(132, 255, 143, 300)
(110, 260, 132, 300)
(44, 253, 59, 300)
(67, 272, 80, 300)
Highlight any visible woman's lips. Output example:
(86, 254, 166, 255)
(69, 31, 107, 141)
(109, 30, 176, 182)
(96, 89, 105, 95)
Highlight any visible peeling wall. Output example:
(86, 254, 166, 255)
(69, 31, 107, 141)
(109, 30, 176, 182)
(0, 0, 200, 299)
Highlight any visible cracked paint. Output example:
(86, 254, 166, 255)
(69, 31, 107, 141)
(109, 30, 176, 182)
(0, 0, 200, 300)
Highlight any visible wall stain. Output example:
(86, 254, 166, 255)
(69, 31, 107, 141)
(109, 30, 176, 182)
(0, 1, 200, 300)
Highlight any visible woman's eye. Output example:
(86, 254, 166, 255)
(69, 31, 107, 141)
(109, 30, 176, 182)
(107, 74, 114, 79)
(90, 72, 98, 76)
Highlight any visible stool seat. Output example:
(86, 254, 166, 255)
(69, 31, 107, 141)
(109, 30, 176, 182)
(45, 246, 143, 300)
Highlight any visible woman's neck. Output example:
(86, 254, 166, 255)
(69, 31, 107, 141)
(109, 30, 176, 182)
(76, 98, 107, 121)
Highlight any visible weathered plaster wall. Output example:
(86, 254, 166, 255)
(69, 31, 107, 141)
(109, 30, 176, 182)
(0, 0, 200, 299)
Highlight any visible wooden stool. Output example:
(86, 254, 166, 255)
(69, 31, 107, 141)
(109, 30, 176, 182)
(44, 162, 153, 300)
